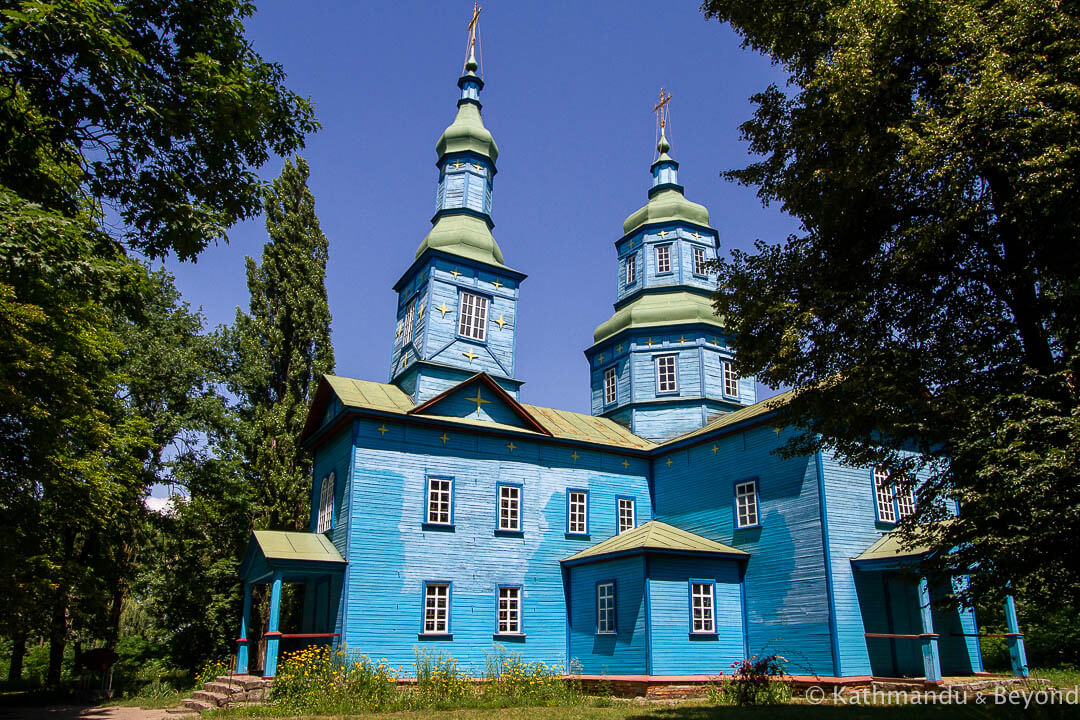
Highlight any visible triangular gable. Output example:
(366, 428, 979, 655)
(562, 520, 749, 566)
(409, 373, 551, 435)
(301, 375, 416, 445)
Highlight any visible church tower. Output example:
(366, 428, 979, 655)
(390, 8, 525, 403)
(585, 91, 755, 442)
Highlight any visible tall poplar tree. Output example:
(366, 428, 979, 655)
(231, 156, 335, 531)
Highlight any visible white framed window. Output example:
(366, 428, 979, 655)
(402, 300, 415, 345)
(656, 354, 678, 393)
(874, 467, 896, 523)
(617, 497, 635, 534)
(317, 472, 335, 533)
(567, 490, 588, 535)
(603, 366, 617, 405)
(497, 586, 521, 634)
(735, 480, 759, 528)
(691, 581, 715, 633)
(625, 254, 636, 285)
(497, 483, 521, 531)
(656, 244, 672, 274)
(693, 246, 707, 275)
(426, 477, 453, 525)
(457, 291, 488, 341)
(895, 484, 916, 520)
(597, 582, 616, 634)
(723, 360, 739, 397)
(423, 583, 450, 634)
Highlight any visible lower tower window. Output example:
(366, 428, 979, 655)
(656, 354, 678, 393)
(458, 291, 488, 341)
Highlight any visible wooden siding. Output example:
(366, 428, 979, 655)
(647, 556, 744, 675)
(651, 425, 834, 677)
(633, 404, 705, 443)
(568, 556, 648, 674)
(340, 419, 651, 673)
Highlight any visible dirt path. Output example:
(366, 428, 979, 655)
(0, 706, 181, 720)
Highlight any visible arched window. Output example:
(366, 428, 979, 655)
(317, 472, 335, 532)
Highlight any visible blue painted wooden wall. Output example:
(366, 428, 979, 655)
(567, 556, 648, 674)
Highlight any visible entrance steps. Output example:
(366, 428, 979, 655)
(168, 674, 272, 714)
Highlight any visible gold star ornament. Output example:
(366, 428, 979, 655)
(462, 349, 479, 363)
(436, 303, 451, 317)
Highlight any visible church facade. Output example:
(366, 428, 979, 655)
(235, 41, 1029, 686)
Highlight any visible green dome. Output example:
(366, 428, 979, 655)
(416, 213, 507, 268)
(436, 102, 499, 163)
(593, 291, 724, 343)
(622, 187, 710, 236)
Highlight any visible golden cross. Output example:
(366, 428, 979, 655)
(622, 459, 630, 469)
(440, 432, 450, 445)
(616, 344, 624, 353)
(495, 315, 509, 330)
(692, 231, 701, 239)
(450, 161, 465, 170)
(596, 354, 604, 364)
(678, 336, 688, 344)
(417, 305, 425, 319)
(473, 163, 486, 173)
(396, 326, 402, 338)
(377, 425, 389, 436)
(492, 280, 503, 289)
(450, 268, 462, 278)
(570, 450, 580, 462)
(644, 338, 656, 347)
(653, 87, 672, 132)
(436, 303, 451, 317)
(666, 457, 673, 467)
(466, 2, 482, 58)
(712, 444, 719, 454)
(466, 388, 491, 414)
(774, 427, 782, 437)
(462, 349, 479, 363)
(506, 441, 517, 452)
(657, 230, 668, 238)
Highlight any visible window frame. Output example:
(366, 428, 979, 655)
(596, 580, 617, 635)
(873, 467, 897, 524)
(655, 354, 679, 395)
(616, 496, 636, 534)
(722, 359, 739, 399)
(424, 475, 455, 528)
(456, 290, 489, 342)
(692, 245, 708, 276)
(734, 479, 760, 529)
(655, 243, 673, 275)
(421, 581, 452, 636)
(317, 471, 335, 533)
(689, 580, 717, 635)
(625, 253, 637, 286)
(566, 488, 590, 536)
(495, 584, 523, 636)
(402, 299, 416, 346)
(603, 365, 618, 406)
(495, 481, 523, 534)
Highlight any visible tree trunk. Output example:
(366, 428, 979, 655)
(47, 591, 68, 686)
(8, 630, 26, 682)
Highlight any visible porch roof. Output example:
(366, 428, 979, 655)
(853, 530, 931, 568)
(240, 530, 346, 583)
(561, 520, 748, 567)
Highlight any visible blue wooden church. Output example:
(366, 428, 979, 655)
(235, 31, 1029, 687)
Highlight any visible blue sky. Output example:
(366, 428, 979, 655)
(165, 0, 798, 414)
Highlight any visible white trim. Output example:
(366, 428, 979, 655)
(692, 245, 707, 275)
(423, 583, 449, 634)
(427, 477, 452, 525)
(603, 366, 617, 405)
(458, 291, 488, 341)
(874, 467, 896, 523)
(617, 497, 635, 534)
(498, 484, 521, 531)
(625, 254, 636, 285)
(656, 244, 672, 274)
(735, 480, 758, 528)
(691, 582, 715, 633)
(497, 586, 521, 634)
(723, 360, 739, 398)
(568, 490, 588, 534)
(597, 582, 616, 634)
(656, 354, 678, 393)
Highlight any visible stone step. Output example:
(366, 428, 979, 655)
(164, 707, 197, 715)
(203, 681, 242, 696)
(192, 690, 229, 706)
(216, 674, 271, 691)
(181, 698, 213, 712)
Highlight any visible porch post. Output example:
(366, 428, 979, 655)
(263, 572, 283, 678)
(1003, 594, 1029, 678)
(235, 581, 253, 674)
(917, 577, 942, 683)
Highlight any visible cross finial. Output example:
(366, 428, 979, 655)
(465, 3, 483, 70)
(653, 88, 672, 132)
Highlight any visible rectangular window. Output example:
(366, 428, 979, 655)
(656, 354, 678, 393)
(874, 467, 896, 523)
(895, 485, 916, 520)
(617, 497, 635, 534)
(735, 480, 758, 528)
(497, 586, 521, 634)
(498, 484, 521, 532)
(691, 582, 715, 633)
(656, 244, 672, 274)
(423, 583, 450, 634)
(603, 366, 617, 405)
(723, 360, 739, 397)
(625, 254, 636, 285)
(427, 477, 453, 525)
(457, 291, 488, 341)
(597, 582, 616, 634)
(402, 301, 415, 346)
(693, 246, 707, 275)
(567, 490, 588, 535)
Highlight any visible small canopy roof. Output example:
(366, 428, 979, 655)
(562, 520, 748, 567)
(852, 530, 931, 569)
(240, 530, 346, 584)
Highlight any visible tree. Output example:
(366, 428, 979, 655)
(230, 156, 334, 532)
(702, 0, 1080, 608)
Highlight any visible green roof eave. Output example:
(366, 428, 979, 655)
(622, 187, 711, 236)
(414, 213, 511, 270)
(562, 520, 748, 567)
(852, 530, 933, 568)
(592, 290, 725, 344)
(393, 248, 526, 293)
(240, 530, 346, 583)
(436, 102, 498, 163)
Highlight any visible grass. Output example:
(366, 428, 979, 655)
(1027, 666, 1080, 690)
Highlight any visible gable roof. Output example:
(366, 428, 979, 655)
(301, 373, 656, 451)
(657, 388, 796, 448)
(239, 530, 346, 583)
(409, 372, 550, 435)
(562, 520, 748, 566)
(853, 530, 932, 566)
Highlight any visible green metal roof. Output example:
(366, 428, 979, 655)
(854, 531, 931, 563)
(252, 530, 346, 564)
(324, 376, 415, 414)
(623, 187, 711, 236)
(658, 389, 795, 447)
(563, 520, 748, 565)
(436, 102, 498, 163)
(593, 291, 725, 343)
(416, 213, 510, 269)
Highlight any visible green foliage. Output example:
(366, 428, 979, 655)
(702, 0, 1080, 609)
(707, 655, 791, 706)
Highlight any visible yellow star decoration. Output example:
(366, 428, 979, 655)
(666, 457, 673, 467)
(417, 305, 425, 319)
(440, 433, 450, 445)
(678, 336, 688, 344)
(462, 349, 479, 363)
(712, 444, 719, 454)
(377, 425, 389, 436)
(644, 338, 656, 347)
(622, 459, 630, 469)
(495, 315, 509, 330)
(450, 161, 465, 169)
(396, 326, 402, 338)
(506, 441, 517, 452)
(657, 230, 668, 238)
(596, 354, 604, 364)
(450, 268, 462, 278)
(616, 344, 624, 353)
(570, 451, 580, 462)
(692, 231, 701, 239)
(774, 427, 782, 437)
(466, 388, 491, 414)
(712, 337, 720, 346)
(492, 280, 503, 289)
(436, 303, 451, 317)
(473, 163, 486, 173)
(401, 355, 408, 367)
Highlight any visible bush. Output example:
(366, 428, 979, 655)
(269, 646, 398, 714)
(707, 654, 792, 706)
(481, 645, 580, 706)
